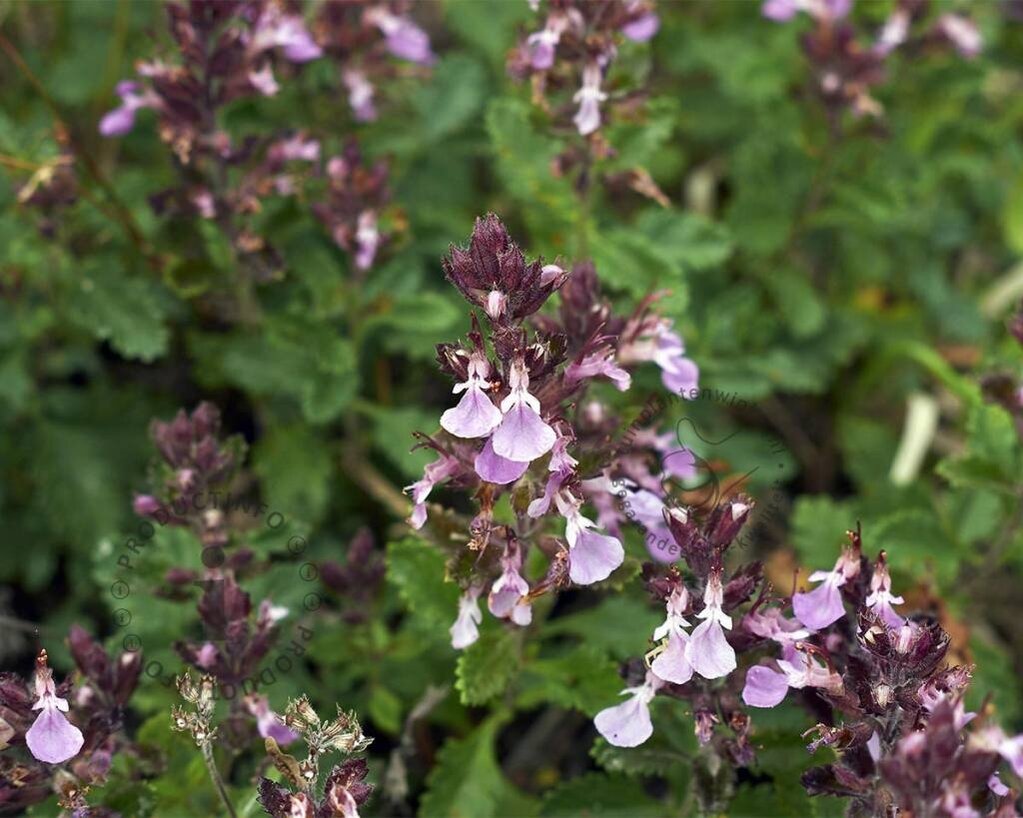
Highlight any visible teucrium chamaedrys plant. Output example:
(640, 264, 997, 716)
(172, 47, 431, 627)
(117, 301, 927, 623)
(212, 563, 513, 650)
(405, 212, 700, 640)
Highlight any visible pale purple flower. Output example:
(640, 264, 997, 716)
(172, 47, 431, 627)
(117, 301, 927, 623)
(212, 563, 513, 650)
(564, 347, 631, 391)
(865, 552, 904, 629)
(270, 134, 321, 163)
(98, 80, 155, 137)
(475, 437, 530, 485)
(874, 9, 909, 56)
(594, 671, 663, 748)
(742, 665, 791, 708)
(553, 490, 624, 585)
(196, 642, 219, 669)
(990, 773, 1010, 797)
(762, 0, 801, 21)
(25, 652, 84, 765)
(936, 14, 982, 59)
(249, 63, 280, 97)
(526, 12, 571, 69)
(488, 543, 532, 626)
(406, 453, 461, 529)
(743, 607, 810, 647)
(685, 571, 736, 679)
(793, 546, 862, 631)
(441, 352, 503, 439)
(971, 726, 1023, 777)
(621, 487, 676, 563)
(354, 210, 380, 271)
(343, 69, 377, 122)
(491, 360, 556, 463)
(191, 189, 216, 219)
(251, 6, 322, 62)
(569, 529, 625, 585)
(368, 8, 435, 65)
(245, 694, 300, 746)
(621, 2, 659, 43)
(450, 586, 483, 650)
(650, 586, 694, 684)
(573, 63, 607, 136)
(653, 329, 699, 395)
(762, 0, 850, 22)
(527, 438, 576, 517)
(742, 645, 842, 708)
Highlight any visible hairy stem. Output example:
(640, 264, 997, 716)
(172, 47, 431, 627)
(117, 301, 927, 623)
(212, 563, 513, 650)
(202, 742, 239, 818)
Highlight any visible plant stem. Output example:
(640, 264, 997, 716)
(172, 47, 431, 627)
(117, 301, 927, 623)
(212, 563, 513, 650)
(202, 742, 239, 818)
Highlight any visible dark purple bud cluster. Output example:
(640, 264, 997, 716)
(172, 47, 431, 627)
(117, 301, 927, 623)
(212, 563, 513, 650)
(311, 140, 393, 274)
(508, 0, 659, 140)
(320, 528, 385, 624)
(314, 0, 435, 123)
(764, 0, 981, 121)
(134, 401, 244, 550)
(408, 213, 701, 653)
(174, 575, 282, 689)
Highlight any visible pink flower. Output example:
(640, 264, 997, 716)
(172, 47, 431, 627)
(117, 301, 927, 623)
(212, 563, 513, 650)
(874, 9, 909, 56)
(250, 5, 322, 62)
(563, 347, 631, 391)
(653, 330, 699, 395)
(526, 29, 559, 71)
(685, 571, 736, 679)
(354, 211, 381, 271)
(405, 453, 461, 529)
(621, 2, 659, 42)
(488, 543, 532, 626)
(594, 671, 663, 748)
(936, 14, 982, 59)
(491, 360, 556, 463)
(441, 353, 503, 439)
(573, 63, 607, 136)
(793, 545, 862, 631)
(865, 552, 904, 629)
(742, 645, 843, 708)
(343, 70, 377, 122)
(249, 63, 280, 96)
(98, 80, 155, 137)
(553, 490, 624, 585)
(475, 438, 529, 485)
(762, 0, 850, 22)
(450, 586, 483, 650)
(367, 8, 435, 65)
(742, 665, 792, 708)
(25, 651, 84, 765)
(245, 694, 300, 746)
(650, 586, 694, 684)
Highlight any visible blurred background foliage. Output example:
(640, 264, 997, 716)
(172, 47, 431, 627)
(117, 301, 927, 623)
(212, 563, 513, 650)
(0, 0, 1021, 816)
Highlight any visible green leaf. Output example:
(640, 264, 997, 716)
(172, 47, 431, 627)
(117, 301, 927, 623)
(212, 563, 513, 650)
(544, 596, 658, 660)
(789, 496, 856, 568)
(455, 627, 519, 706)
(387, 538, 460, 630)
(252, 424, 333, 523)
(420, 718, 509, 818)
(517, 645, 621, 715)
(485, 98, 575, 240)
(189, 318, 358, 423)
(70, 266, 172, 362)
(414, 54, 487, 143)
(539, 773, 663, 817)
